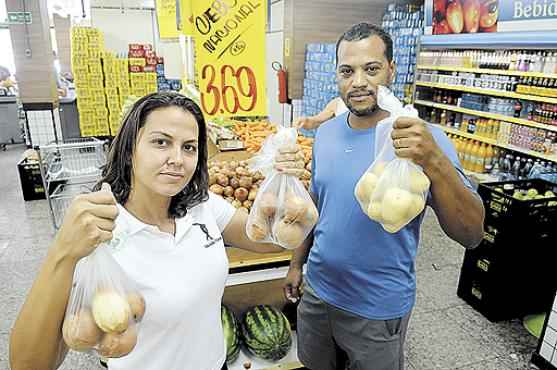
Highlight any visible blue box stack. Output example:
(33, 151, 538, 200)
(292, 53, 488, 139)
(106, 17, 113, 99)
(301, 43, 338, 137)
(382, 3, 424, 103)
(154, 63, 182, 92)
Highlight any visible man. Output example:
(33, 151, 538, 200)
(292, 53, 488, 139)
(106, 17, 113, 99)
(283, 23, 485, 370)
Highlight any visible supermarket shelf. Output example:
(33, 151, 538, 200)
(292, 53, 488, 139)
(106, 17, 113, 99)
(463, 169, 499, 184)
(415, 81, 557, 104)
(417, 65, 557, 80)
(433, 124, 557, 163)
(414, 100, 557, 133)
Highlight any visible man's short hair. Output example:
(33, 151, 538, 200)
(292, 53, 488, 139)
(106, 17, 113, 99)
(336, 23, 393, 64)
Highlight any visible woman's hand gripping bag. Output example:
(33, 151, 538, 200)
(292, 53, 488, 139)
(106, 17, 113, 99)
(62, 234, 146, 359)
(246, 127, 319, 249)
(354, 86, 431, 233)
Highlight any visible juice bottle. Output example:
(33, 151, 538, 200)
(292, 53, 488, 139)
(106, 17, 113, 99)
(475, 143, 487, 173)
(462, 139, 472, 169)
(470, 141, 481, 172)
(485, 144, 495, 172)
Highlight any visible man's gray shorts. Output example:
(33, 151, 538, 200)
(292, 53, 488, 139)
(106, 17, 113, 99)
(297, 282, 411, 370)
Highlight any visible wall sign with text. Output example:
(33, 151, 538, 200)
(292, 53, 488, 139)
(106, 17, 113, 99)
(425, 0, 557, 35)
(191, 0, 267, 118)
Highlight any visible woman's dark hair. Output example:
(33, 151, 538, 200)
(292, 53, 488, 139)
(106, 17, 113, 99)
(94, 92, 209, 218)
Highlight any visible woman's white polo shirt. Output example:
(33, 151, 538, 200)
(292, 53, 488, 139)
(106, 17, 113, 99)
(104, 193, 236, 370)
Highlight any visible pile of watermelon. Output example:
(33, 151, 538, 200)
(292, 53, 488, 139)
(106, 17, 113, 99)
(221, 304, 241, 363)
(221, 304, 293, 363)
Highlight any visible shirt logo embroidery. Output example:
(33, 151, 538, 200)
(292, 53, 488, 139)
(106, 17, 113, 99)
(193, 223, 223, 248)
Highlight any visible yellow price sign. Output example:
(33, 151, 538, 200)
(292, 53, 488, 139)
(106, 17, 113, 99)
(192, 0, 267, 117)
(156, 0, 180, 39)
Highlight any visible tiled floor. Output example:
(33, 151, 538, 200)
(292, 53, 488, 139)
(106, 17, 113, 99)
(0, 144, 541, 370)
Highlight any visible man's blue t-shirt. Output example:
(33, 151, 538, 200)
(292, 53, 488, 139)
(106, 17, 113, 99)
(306, 112, 473, 320)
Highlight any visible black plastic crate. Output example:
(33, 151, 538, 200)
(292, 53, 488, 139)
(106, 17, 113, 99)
(17, 158, 65, 201)
(478, 179, 557, 238)
(457, 239, 555, 322)
(17, 158, 45, 201)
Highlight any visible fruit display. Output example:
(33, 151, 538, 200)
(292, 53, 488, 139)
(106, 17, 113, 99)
(241, 305, 293, 362)
(355, 161, 430, 233)
(221, 305, 241, 363)
(208, 160, 264, 211)
(231, 121, 315, 160)
(433, 0, 498, 35)
(62, 289, 145, 358)
(494, 186, 557, 205)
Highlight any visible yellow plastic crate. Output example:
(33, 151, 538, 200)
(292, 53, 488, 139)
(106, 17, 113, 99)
(145, 73, 157, 83)
(130, 81, 146, 90)
(89, 65, 103, 75)
(89, 80, 103, 89)
(104, 79, 118, 88)
(91, 95, 106, 106)
(104, 87, 117, 96)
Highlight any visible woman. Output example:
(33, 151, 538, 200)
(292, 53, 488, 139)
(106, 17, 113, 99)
(9, 92, 305, 370)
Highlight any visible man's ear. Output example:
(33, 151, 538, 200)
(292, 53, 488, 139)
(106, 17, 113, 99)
(389, 61, 396, 85)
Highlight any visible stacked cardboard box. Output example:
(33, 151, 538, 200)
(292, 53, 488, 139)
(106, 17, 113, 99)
(71, 26, 108, 136)
(128, 44, 158, 97)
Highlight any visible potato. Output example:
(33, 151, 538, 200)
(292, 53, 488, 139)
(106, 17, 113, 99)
(223, 186, 235, 197)
(273, 219, 305, 249)
(301, 170, 312, 181)
(253, 172, 264, 181)
(230, 177, 240, 189)
(239, 176, 253, 189)
(367, 201, 382, 221)
(208, 173, 217, 186)
(355, 173, 378, 205)
(381, 188, 413, 225)
(235, 187, 249, 202)
(127, 293, 146, 322)
(306, 161, 312, 171)
(216, 174, 229, 187)
(409, 170, 430, 194)
(302, 203, 319, 227)
(283, 195, 307, 222)
(232, 200, 242, 208)
(235, 167, 249, 176)
(229, 160, 239, 169)
(62, 309, 103, 351)
(248, 188, 258, 201)
(247, 216, 269, 241)
(222, 169, 236, 178)
(259, 192, 277, 217)
(98, 324, 138, 358)
(209, 184, 224, 196)
(407, 194, 425, 220)
(225, 196, 234, 203)
(371, 161, 387, 177)
(92, 290, 131, 333)
(243, 200, 253, 209)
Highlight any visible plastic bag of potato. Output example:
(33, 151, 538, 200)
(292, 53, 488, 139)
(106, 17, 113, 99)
(246, 127, 319, 249)
(354, 86, 431, 233)
(62, 240, 146, 359)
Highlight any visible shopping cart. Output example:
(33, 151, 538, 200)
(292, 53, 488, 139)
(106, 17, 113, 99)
(37, 138, 108, 229)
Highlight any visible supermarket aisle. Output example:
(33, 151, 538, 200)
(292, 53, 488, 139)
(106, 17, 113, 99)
(0, 145, 538, 370)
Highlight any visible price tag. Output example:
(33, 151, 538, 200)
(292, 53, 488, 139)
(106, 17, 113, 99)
(200, 64, 258, 115)
(192, 0, 267, 118)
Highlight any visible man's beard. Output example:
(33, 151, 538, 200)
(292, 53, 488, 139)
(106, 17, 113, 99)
(346, 101, 378, 117)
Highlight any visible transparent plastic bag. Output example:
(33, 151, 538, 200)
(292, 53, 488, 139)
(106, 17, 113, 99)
(62, 237, 146, 358)
(246, 127, 318, 249)
(354, 86, 431, 233)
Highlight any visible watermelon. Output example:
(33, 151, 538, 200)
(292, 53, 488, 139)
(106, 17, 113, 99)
(221, 304, 240, 363)
(241, 305, 292, 362)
